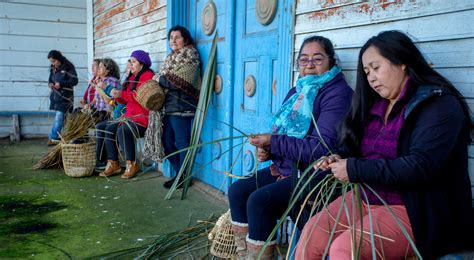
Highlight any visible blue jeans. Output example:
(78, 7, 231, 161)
(228, 167, 292, 242)
(161, 115, 193, 176)
(49, 110, 65, 140)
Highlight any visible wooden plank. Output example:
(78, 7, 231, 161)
(94, 0, 144, 24)
(0, 115, 54, 138)
(95, 8, 166, 40)
(0, 50, 88, 68)
(294, 10, 474, 49)
(94, 0, 127, 17)
(4, 0, 86, 9)
(95, 30, 167, 55)
(294, 1, 474, 35)
(11, 114, 21, 142)
(94, 0, 164, 31)
(0, 67, 89, 83)
(0, 35, 87, 53)
(95, 18, 166, 47)
(0, 19, 86, 38)
(1, 2, 87, 23)
(0, 92, 88, 112)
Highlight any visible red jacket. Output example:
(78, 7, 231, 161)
(116, 70, 154, 128)
(83, 77, 97, 104)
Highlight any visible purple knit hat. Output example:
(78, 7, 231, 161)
(130, 50, 152, 67)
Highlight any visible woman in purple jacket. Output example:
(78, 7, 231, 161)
(295, 31, 473, 259)
(227, 36, 354, 259)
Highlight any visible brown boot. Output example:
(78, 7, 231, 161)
(122, 160, 139, 179)
(99, 160, 121, 177)
(232, 224, 248, 259)
(246, 242, 275, 260)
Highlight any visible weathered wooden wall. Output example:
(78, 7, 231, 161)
(93, 0, 167, 74)
(294, 0, 474, 199)
(0, 0, 88, 138)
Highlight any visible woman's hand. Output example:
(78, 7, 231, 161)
(329, 159, 349, 182)
(110, 89, 122, 98)
(257, 147, 270, 162)
(48, 83, 54, 89)
(248, 134, 271, 148)
(314, 154, 341, 171)
(53, 82, 61, 89)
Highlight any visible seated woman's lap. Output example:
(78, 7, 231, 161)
(228, 167, 292, 241)
(295, 190, 414, 259)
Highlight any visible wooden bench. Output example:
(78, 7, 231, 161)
(0, 111, 55, 142)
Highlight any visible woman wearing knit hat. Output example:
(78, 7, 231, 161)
(147, 25, 201, 189)
(95, 50, 155, 179)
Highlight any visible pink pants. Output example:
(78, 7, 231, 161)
(295, 191, 415, 260)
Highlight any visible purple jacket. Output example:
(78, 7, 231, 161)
(270, 72, 353, 177)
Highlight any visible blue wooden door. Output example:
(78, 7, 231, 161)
(188, 1, 234, 192)
(183, 1, 293, 191)
(231, 0, 292, 178)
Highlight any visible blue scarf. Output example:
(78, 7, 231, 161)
(271, 66, 341, 139)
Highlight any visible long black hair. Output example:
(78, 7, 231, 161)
(168, 25, 194, 46)
(122, 63, 152, 91)
(48, 50, 74, 70)
(339, 30, 471, 152)
(297, 35, 337, 68)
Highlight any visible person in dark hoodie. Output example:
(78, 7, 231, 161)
(228, 36, 354, 259)
(47, 50, 78, 146)
(295, 30, 473, 260)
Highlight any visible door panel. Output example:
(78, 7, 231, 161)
(185, 0, 293, 190)
(231, 0, 284, 178)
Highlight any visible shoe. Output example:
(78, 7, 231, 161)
(99, 160, 121, 177)
(163, 176, 193, 189)
(47, 139, 60, 146)
(95, 161, 107, 171)
(121, 161, 140, 179)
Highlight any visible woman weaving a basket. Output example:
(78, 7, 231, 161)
(95, 50, 155, 179)
(144, 25, 201, 189)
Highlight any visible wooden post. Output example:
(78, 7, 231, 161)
(11, 114, 20, 142)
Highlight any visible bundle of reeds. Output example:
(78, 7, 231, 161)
(89, 215, 218, 259)
(33, 111, 96, 170)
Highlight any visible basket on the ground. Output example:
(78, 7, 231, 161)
(136, 79, 165, 111)
(209, 210, 237, 258)
(61, 142, 96, 177)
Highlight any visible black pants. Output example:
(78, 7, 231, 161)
(96, 121, 146, 162)
(228, 167, 292, 242)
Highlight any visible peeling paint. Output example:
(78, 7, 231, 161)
(104, 3, 126, 19)
(308, 6, 342, 21)
(378, 0, 404, 10)
(95, 19, 111, 31)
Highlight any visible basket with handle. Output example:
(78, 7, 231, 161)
(135, 79, 165, 111)
(61, 142, 96, 177)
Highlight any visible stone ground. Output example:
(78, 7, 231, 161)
(0, 138, 227, 259)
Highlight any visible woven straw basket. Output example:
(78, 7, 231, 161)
(61, 142, 96, 177)
(136, 79, 165, 111)
(209, 210, 237, 259)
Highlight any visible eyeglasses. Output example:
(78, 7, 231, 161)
(298, 56, 327, 66)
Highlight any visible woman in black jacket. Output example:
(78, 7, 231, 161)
(295, 31, 473, 259)
(47, 50, 78, 145)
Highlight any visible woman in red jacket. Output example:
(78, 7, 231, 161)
(96, 50, 154, 179)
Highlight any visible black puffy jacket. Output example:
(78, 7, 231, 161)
(49, 63, 78, 113)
